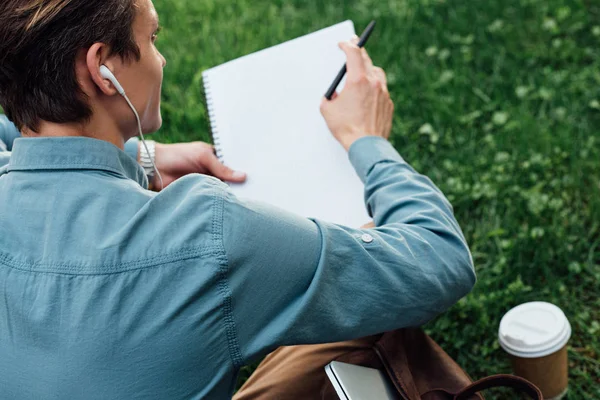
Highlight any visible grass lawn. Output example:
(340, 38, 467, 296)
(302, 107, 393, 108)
(152, 0, 600, 397)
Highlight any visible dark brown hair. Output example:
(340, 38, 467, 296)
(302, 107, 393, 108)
(0, 0, 141, 131)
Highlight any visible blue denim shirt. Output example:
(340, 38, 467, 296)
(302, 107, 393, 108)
(0, 117, 475, 399)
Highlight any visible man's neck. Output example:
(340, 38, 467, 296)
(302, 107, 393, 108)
(23, 117, 131, 150)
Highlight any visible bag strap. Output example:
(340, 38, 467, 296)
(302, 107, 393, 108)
(373, 343, 420, 399)
(454, 374, 543, 400)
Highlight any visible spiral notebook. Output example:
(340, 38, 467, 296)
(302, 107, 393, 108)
(202, 21, 370, 227)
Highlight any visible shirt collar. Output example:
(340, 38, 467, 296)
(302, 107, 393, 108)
(7, 137, 148, 188)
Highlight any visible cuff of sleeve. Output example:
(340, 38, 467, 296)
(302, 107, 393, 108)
(124, 137, 139, 161)
(348, 136, 405, 183)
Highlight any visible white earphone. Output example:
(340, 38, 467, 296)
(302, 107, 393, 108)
(99, 65, 125, 95)
(100, 65, 163, 190)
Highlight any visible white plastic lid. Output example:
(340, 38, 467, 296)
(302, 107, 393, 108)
(498, 302, 571, 358)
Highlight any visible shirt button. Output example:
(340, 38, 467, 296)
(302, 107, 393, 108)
(361, 233, 374, 244)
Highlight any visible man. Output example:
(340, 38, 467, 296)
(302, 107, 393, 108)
(0, 1, 475, 399)
(0, 115, 247, 189)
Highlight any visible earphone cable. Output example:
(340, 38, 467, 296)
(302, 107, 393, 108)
(121, 93, 164, 191)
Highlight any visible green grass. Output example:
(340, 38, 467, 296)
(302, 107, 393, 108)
(153, 0, 600, 397)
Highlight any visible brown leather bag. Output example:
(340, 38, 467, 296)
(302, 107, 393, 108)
(322, 328, 543, 400)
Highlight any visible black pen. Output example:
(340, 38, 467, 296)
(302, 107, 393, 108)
(324, 20, 376, 100)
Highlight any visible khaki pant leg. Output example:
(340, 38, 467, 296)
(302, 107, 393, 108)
(233, 335, 381, 400)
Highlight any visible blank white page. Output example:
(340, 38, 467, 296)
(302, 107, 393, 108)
(203, 21, 370, 227)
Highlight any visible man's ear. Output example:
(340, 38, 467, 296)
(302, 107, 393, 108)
(85, 42, 119, 96)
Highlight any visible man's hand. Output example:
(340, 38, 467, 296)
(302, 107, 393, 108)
(320, 40, 394, 151)
(151, 142, 246, 190)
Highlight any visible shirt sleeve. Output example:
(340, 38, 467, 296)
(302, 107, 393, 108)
(0, 115, 20, 152)
(221, 136, 476, 364)
(0, 115, 20, 169)
(0, 152, 9, 169)
(124, 137, 139, 161)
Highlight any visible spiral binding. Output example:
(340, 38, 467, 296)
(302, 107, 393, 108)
(203, 73, 225, 164)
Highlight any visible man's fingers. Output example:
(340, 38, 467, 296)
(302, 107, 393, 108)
(384, 101, 394, 139)
(207, 154, 247, 183)
(339, 41, 367, 82)
(373, 67, 388, 92)
(362, 48, 374, 70)
(350, 35, 372, 68)
(321, 91, 338, 106)
(373, 67, 387, 85)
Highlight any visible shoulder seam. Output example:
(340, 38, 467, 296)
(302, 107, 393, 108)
(212, 189, 244, 368)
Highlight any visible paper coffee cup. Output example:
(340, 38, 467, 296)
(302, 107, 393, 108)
(498, 302, 571, 400)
